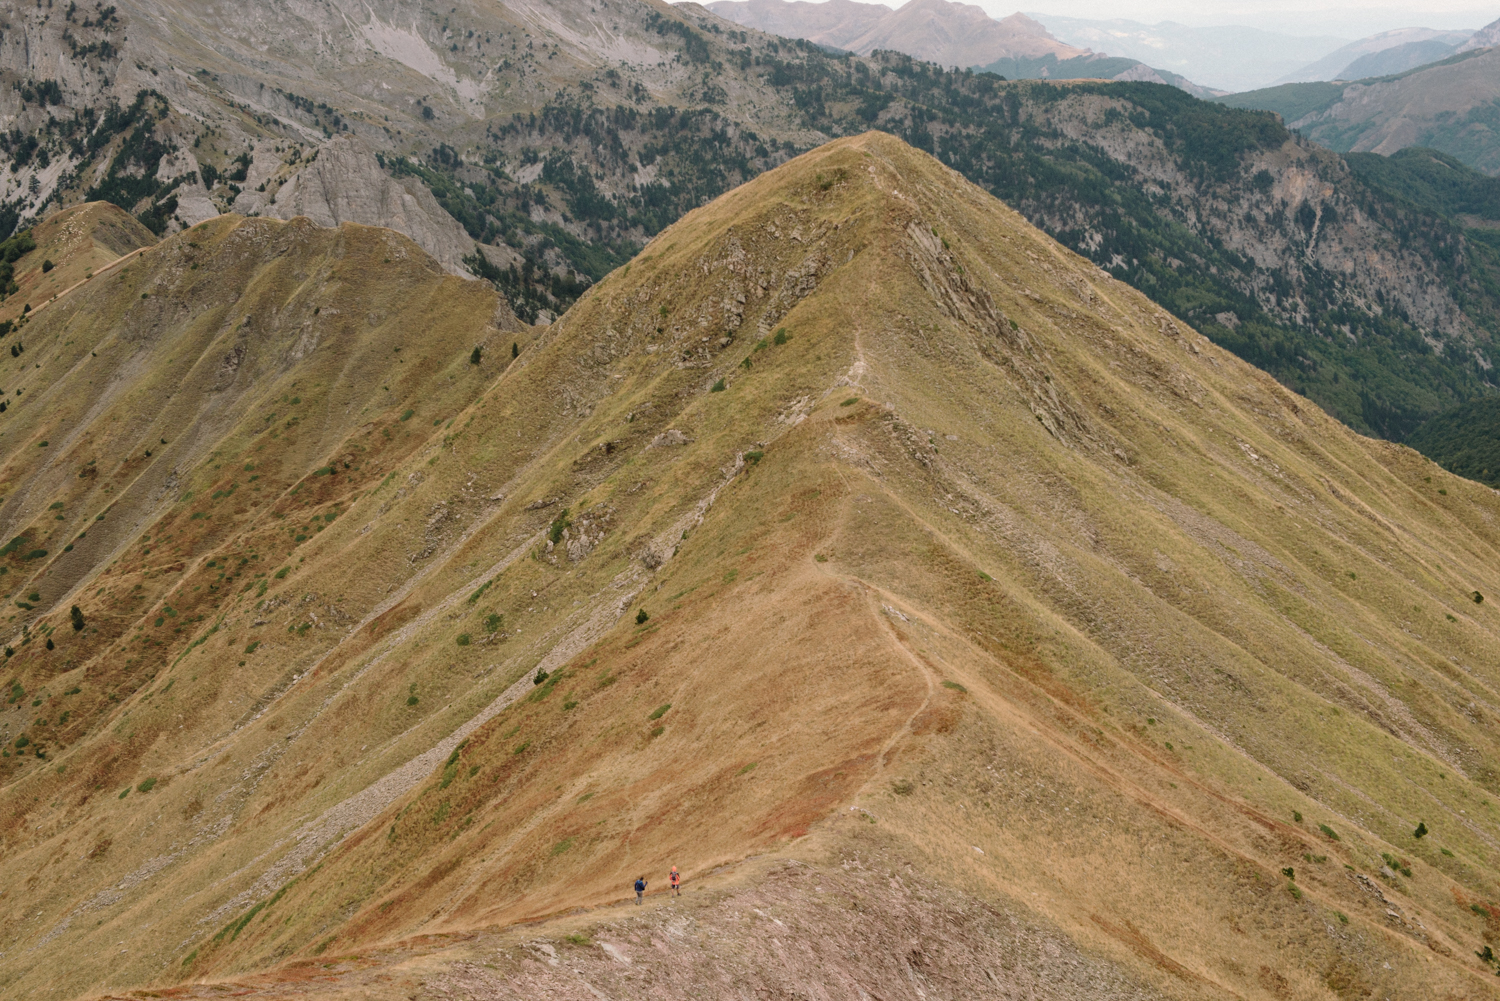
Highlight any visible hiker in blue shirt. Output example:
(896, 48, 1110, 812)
(634, 875, 647, 904)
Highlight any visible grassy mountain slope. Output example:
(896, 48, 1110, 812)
(4, 132, 1500, 999)
(0, 202, 156, 325)
(1220, 46, 1500, 174)
(4, 0, 1500, 444)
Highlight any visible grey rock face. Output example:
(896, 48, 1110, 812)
(249, 137, 477, 275)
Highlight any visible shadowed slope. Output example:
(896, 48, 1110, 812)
(5, 133, 1500, 1000)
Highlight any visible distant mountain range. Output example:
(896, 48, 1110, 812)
(1026, 16, 1347, 93)
(705, 0, 1081, 66)
(1221, 19, 1500, 175)
(705, 0, 1080, 63)
(707, 0, 1221, 95)
(1273, 26, 1476, 84)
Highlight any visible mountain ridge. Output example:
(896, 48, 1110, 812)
(2, 1, 1500, 452)
(1, 129, 1499, 1000)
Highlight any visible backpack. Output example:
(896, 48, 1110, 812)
(635, 879, 645, 892)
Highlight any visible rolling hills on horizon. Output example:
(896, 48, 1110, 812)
(4, 128, 1500, 1001)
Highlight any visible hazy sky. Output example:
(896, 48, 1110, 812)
(902, 0, 1495, 36)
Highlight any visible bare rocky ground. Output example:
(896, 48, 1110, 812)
(124, 826, 1166, 1001)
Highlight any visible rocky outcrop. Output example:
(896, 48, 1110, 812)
(252, 137, 477, 275)
(1455, 15, 1500, 52)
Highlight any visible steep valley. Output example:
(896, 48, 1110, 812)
(0, 133, 1499, 999)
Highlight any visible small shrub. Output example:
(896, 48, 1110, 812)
(636, 608, 649, 625)
(244, 641, 259, 654)
(1318, 823, 1340, 841)
(550, 837, 574, 856)
(1281, 867, 1295, 879)
(814, 553, 828, 562)
(840, 397, 858, 407)
(773, 328, 789, 345)
(118, 787, 129, 799)
(549, 508, 571, 544)
(710, 378, 726, 392)
(565, 933, 591, 946)
(1293, 810, 1303, 822)
(1474, 591, 1485, 604)
(745, 450, 764, 464)
(1414, 821, 1428, 838)
(648, 703, 671, 720)
(1335, 911, 1348, 924)
(137, 777, 157, 793)
(892, 779, 914, 795)
(739, 762, 758, 774)
(511, 342, 519, 358)
(514, 741, 529, 754)
(978, 571, 992, 581)
(1442, 848, 1455, 857)
(469, 346, 482, 365)
(533, 668, 549, 685)
(407, 695, 419, 706)
(45, 638, 53, 650)
(274, 567, 289, 579)
(941, 680, 967, 693)
(400, 409, 414, 421)
(484, 613, 503, 632)
(41, 259, 53, 272)
(649, 725, 664, 738)
(181, 949, 197, 966)
(456, 633, 471, 646)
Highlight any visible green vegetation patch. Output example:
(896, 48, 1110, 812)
(1406, 396, 1500, 488)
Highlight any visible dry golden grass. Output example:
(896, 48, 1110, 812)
(0, 201, 156, 325)
(3, 134, 1500, 1000)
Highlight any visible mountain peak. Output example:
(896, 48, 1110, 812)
(0, 124, 1493, 1001)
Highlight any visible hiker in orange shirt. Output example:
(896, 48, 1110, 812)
(669, 865, 681, 896)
